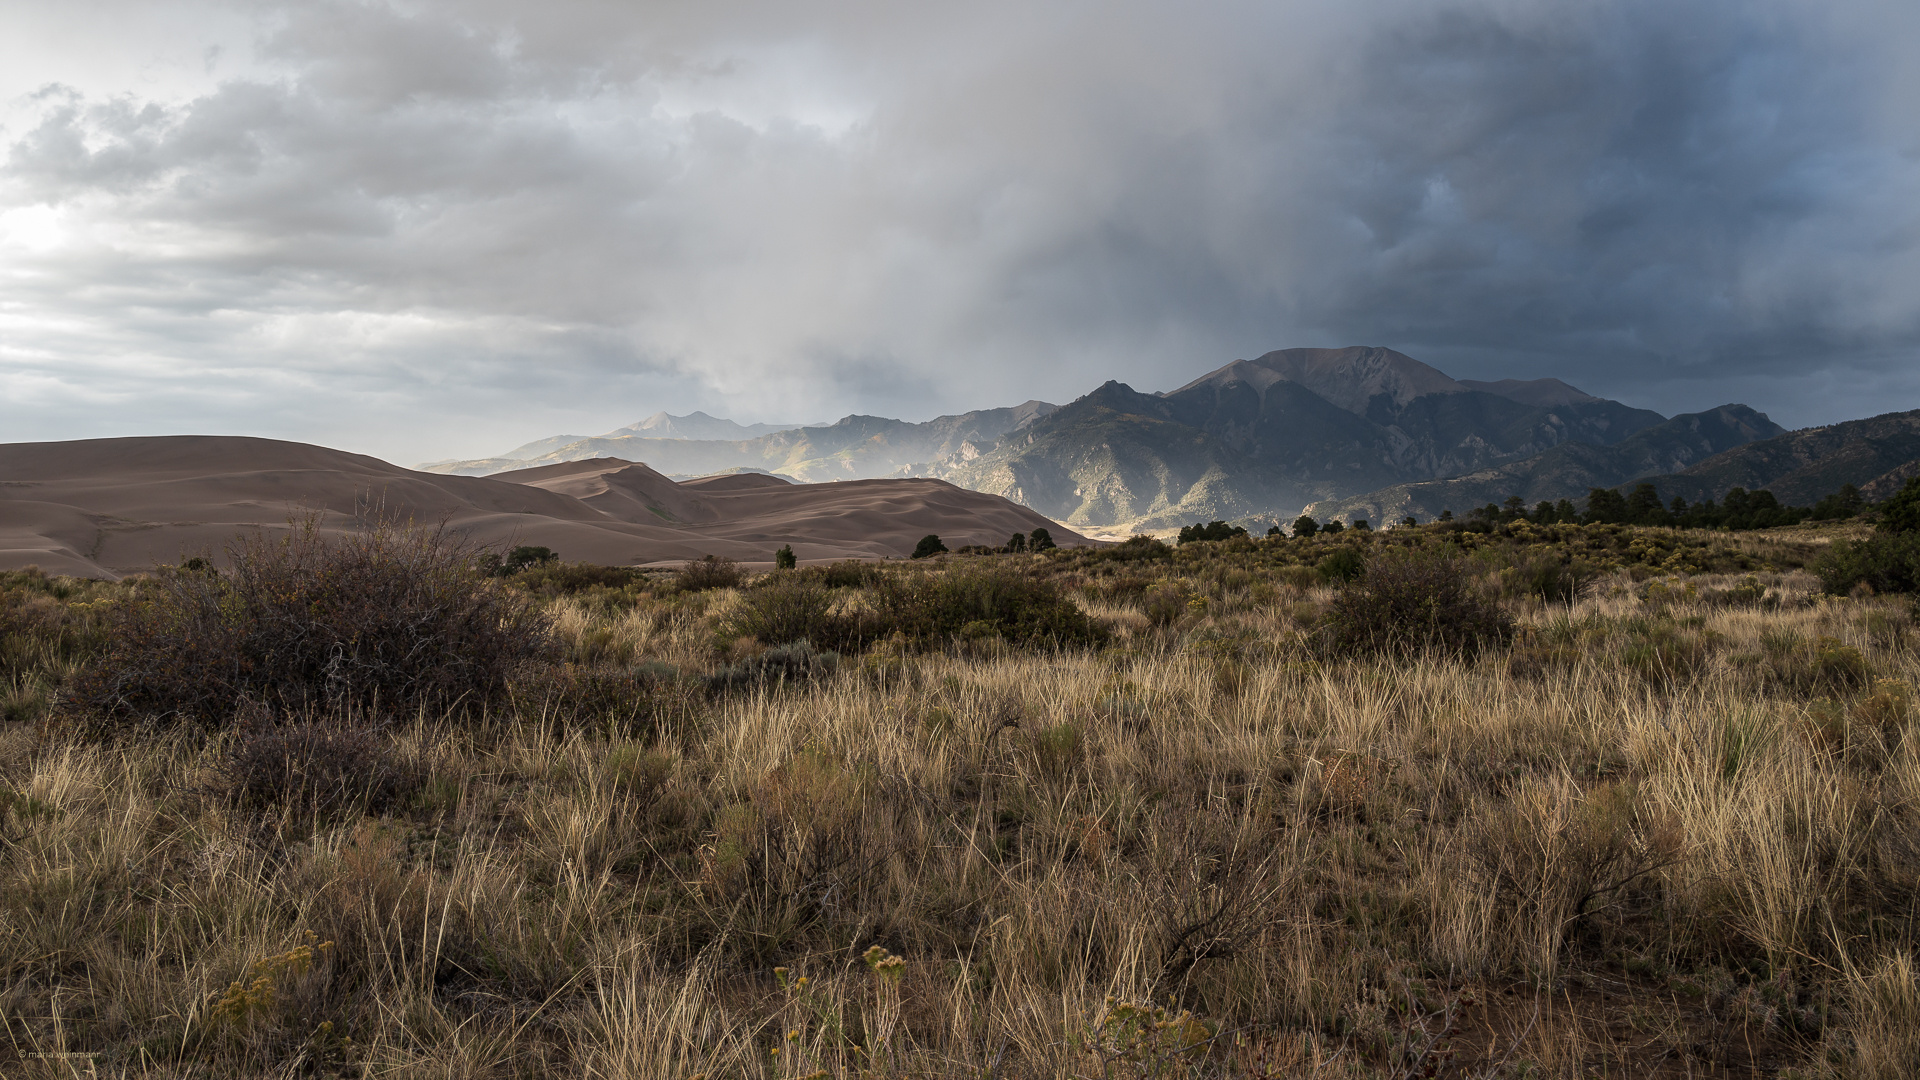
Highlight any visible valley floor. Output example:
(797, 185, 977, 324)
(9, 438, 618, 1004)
(2, 525, 1917, 1078)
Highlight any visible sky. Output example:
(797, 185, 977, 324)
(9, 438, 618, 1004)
(3, 0, 1919, 465)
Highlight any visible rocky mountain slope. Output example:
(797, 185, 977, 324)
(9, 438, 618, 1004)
(1302, 405, 1786, 524)
(936, 347, 1665, 530)
(422, 403, 1056, 482)
(1623, 409, 1920, 507)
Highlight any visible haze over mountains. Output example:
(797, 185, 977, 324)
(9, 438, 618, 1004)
(429, 346, 1800, 532)
(421, 402, 1060, 484)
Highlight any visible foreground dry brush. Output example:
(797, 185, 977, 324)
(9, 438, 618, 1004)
(2, 521, 1919, 1078)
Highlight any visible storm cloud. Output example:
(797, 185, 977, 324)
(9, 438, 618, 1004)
(3, 0, 1917, 463)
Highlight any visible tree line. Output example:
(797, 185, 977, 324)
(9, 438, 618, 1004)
(1173, 478, 1898, 544)
(1448, 482, 1869, 531)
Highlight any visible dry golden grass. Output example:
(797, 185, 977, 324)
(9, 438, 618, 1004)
(2, 550, 1919, 1077)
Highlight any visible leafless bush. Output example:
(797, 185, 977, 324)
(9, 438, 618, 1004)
(61, 518, 553, 733)
(675, 554, 744, 592)
(218, 708, 422, 823)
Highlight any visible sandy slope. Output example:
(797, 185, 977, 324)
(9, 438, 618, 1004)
(0, 437, 1088, 578)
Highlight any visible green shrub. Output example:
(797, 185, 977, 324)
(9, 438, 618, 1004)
(1879, 476, 1920, 533)
(875, 565, 1105, 649)
(1814, 531, 1920, 595)
(509, 561, 645, 597)
(728, 577, 849, 650)
(912, 534, 949, 559)
(483, 545, 558, 575)
(1315, 546, 1367, 584)
(1292, 515, 1320, 538)
(1321, 549, 1513, 657)
(1177, 520, 1247, 544)
(773, 545, 797, 570)
(675, 554, 744, 591)
(1028, 528, 1057, 552)
(2, 570, 112, 686)
(62, 521, 553, 734)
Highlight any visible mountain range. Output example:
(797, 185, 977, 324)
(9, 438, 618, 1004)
(1303, 405, 1788, 524)
(937, 348, 1672, 530)
(421, 346, 1918, 533)
(421, 402, 1057, 483)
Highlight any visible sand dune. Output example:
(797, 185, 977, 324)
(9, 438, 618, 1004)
(0, 437, 1089, 578)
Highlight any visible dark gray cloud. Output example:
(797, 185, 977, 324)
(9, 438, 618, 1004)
(2, 0, 1917, 463)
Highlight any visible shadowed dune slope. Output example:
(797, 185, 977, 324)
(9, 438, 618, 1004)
(0, 438, 1088, 578)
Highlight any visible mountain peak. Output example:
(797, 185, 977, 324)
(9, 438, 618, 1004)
(1171, 346, 1464, 416)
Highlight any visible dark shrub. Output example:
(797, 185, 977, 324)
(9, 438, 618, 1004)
(483, 545, 558, 575)
(774, 545, 798, 570)
(1584, 486, 1630, 524)
(1142, 582, 1192, 628)
(508, 662, 683, 733)
(1512, 553, 1598, 603)
(706, 641, 840, 694)
(728, 577, 851, 650)
(1006, 532, 1028, 553)
(912, 535, 949, 560)
(1322, 549, 1514, 658)
(511, 561, 645, 597)
(876, 565, 1105, 649)
(1315, 546, 1366, 584)
(1029, 527, 1056, 551)
(1809, 483, 1866, 522)
(1880, 476, 1920, 533)
(1813, 532, 1920, 595)
(676, 554, 744, 591)
(817, 560, 883, 589)
(219, 713, 421, 823)
(1292, 515, 1319, 539)
(1177, 521, 1247, 544)
(62, 521, 553, 734)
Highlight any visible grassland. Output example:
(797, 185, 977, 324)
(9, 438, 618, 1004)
(2, 520, 1918, 1078)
